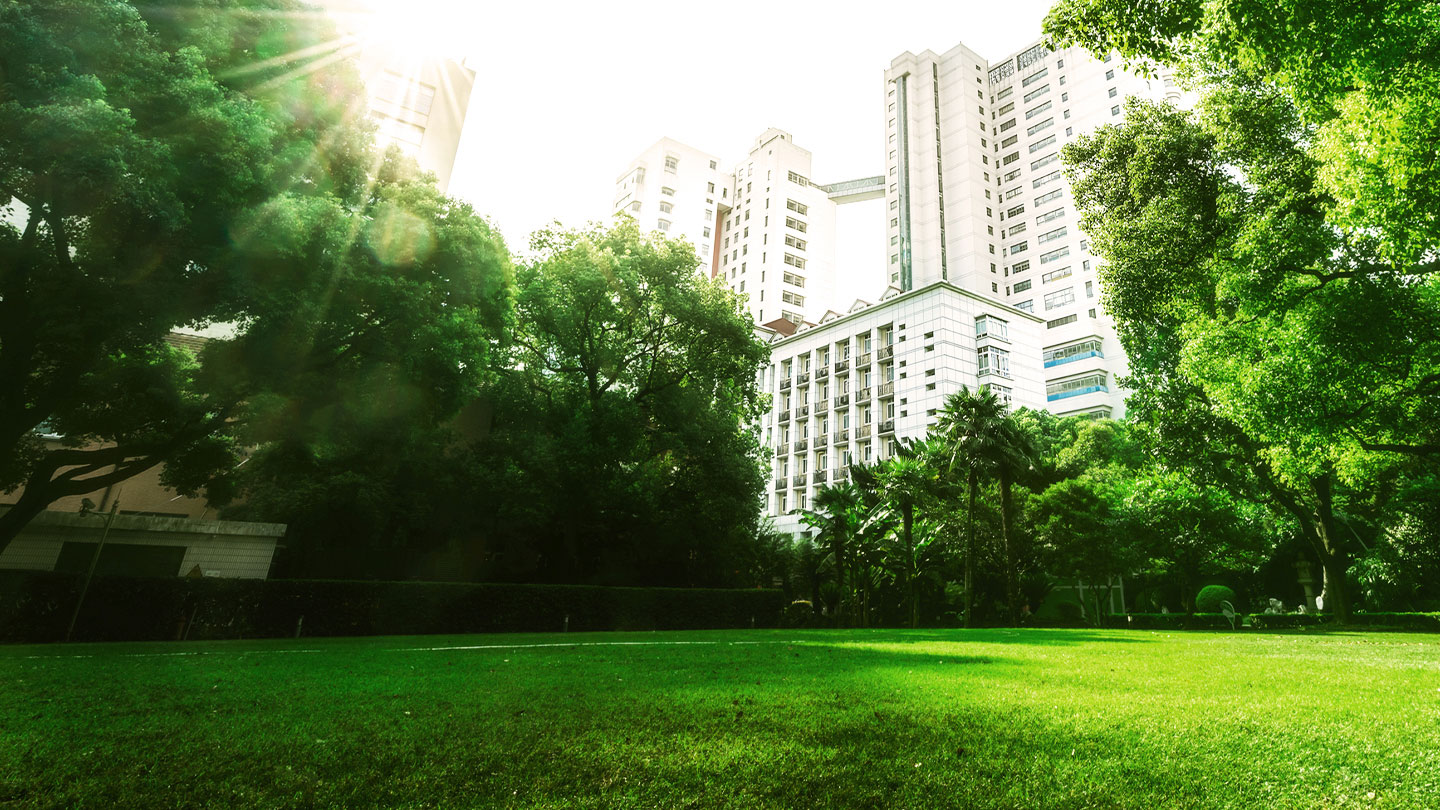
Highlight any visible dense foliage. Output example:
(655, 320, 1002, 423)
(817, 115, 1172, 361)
(1043, 0, 1440, 621)
(0, 0, 512, 550)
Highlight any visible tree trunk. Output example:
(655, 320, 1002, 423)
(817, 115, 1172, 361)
(903, 504, 917, 629)
(999, 473, 1019, 627)
(964, 471, 977, 629)
(1312, 472, 1352, 624)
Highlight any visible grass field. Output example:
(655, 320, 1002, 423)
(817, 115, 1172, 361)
(2, 628, 1438, 809)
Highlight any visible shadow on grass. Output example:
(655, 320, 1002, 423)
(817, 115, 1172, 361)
(781, 627, 1157, 647)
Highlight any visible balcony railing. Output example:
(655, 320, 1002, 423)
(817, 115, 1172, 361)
(833, 394, 849, 409)
(878, 345, 894, 361)
(815, 367, 829, 380)
(774, 478, 785, 491)
(791, 475, 806, 488)
(879, 419, 896, 434)
(857, 424, 872, 439)
(797, 405, 810, 418)
(797, 372, 810, 385)
(855, 353, 872, 367)
(775, 443, 788, 456)
(795, 439, 808, 453)
(780, 378, 791, 391)
(856, 387, 872, 401)
(778, 410, 790, 423)
(833, 468, 850, 482)
(834, 360, 849, 374)
(813, 471, 828, 485)
(833, 429, 849, 444)
(879, 381, 895, 397)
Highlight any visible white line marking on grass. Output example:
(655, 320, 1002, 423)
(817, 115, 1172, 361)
(397, 640, 811, 653)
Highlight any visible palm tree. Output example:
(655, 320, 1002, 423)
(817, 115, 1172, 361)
(935, 387, 1006, 628)
(872, 442, 936, 628)
(798, 481, 864, 623)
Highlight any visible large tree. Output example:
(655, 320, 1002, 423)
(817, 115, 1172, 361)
(0, 1, 514, 551)
(485, 219, 769, 586)
(1046, 1, 1440, 621)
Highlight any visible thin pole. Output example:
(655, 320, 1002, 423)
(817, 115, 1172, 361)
(65, 500, 119, 643)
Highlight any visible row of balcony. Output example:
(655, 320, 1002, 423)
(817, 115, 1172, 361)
(778, 349, 897, 388)
(773, 423, 898, 456)
(772, 469, 852, 491)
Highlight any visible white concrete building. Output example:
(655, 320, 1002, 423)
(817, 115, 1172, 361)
(759, 282, 1045, 535)
(615, 130, 885, 327)
(613, 138, 732, 278)
(884, 39, 1185, 418)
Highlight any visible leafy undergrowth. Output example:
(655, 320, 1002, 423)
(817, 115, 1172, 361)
(2, 629, 1437, 809)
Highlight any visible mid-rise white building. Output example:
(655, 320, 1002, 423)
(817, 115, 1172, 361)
(759, 281, 1045, 534)
(884, 39, 1184, 418)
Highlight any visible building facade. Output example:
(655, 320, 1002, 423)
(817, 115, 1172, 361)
(884, 39, 1184, 418)
(759, 281, 1045, 535)
(615, 129, 863, 327)
(613, 138, 733, 278)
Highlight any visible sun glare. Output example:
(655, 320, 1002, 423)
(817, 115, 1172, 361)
(328, 0, 478, 63)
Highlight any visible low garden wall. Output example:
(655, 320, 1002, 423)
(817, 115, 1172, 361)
(0, 572, 787, 643)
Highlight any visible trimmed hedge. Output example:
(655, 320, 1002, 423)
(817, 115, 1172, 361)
(1125, 613, 1240, 631)
(1249, 612, 1440, 631)
(0, 572, 787, 643)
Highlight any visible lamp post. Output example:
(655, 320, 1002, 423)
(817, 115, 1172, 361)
(65, 499, 120, 643)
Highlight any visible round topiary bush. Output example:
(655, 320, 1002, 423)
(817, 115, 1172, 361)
(1195, 585, 1237, 613)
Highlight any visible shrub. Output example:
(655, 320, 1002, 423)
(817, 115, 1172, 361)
(0, 572, 787, 643)
(1195, 585, 1237, 613)
(1056, 601, 1084, 624)
(1247, 613, 1327, 630)
(1126, 613, 1237, 631)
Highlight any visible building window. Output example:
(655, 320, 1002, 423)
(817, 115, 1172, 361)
(665, 155, 679, 172)
(1041, 246, 1071, 264)
(1046, 372, 1107, 400)
(1111, 105, 1121, 116)
(977, 345, 1011, 377)
(1044, 287, 1076, 309)
(1047, 313, 1078, 328)
(1014, 278, 1033, 293)
(975, 315, 1009, 340)
(1012, 259, 1031, 273)
(657, 219, 671, 232)
(1044, 338, 1103, 367)
(1008, 222, 1028, 236)
(1035, 189, 1064, 206)
(1025, 101, 1052, 120)
(1017, 300, 1034, 312)
(1042, 265, 1073, 283)
(629, 201, 641, 213)
(1038, 226, 1067, 245)
(1033, 170, 1062, 188)
(786, 199, 809, 215)
(1027, 118, 1054, 136)
(785, 234, 807, 251)
(1036, 207, 1064, 224)
(786, 217, 807, 233)
(1022, 67, 1049, 87)
(1010, 241, 1029, 254)
(1031, 153, 1059, 172)
(659, 201, 673, 214)
(782, 290, 805, 306)
(1086, 280, 1095, 297)
(783, 271, 805, 288)
(1106, 69, 1115, 80)
(784, 253, 806, 269)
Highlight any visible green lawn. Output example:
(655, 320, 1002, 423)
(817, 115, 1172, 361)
(2, 629, 1437, 809)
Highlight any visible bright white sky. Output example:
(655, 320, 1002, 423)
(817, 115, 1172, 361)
(437, 0, 1056, 302)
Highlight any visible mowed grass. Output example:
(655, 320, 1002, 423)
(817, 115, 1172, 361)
(2, 629, 1438, 809)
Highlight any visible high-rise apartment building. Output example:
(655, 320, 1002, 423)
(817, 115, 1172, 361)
(613, 138, 732, 279)
(319, 1, 477, 191)
(615, 129, 885, 327)
(885, 39, 1183, 419)
(358, 51, 475, 192)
